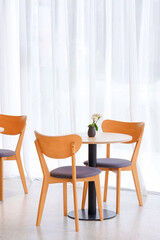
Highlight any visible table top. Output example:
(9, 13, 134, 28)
(0, 127, 4, 133)
(79, 132, 132, 144)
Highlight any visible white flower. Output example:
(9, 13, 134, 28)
(91, 115, 98, 122)
(92, 113, 102, 120)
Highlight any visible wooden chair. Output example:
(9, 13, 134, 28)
(0, 114, 28, 201)
(35, 131, 103, 232)
(82, 120, 145, 214)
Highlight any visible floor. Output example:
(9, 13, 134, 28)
(0, 179, 160, 240)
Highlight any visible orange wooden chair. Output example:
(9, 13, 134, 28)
(35, 131, 103, 232)
(83, 120, 145, 214)
(0, 114, 28, 201)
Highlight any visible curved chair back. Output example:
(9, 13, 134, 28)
(0, 114, 27, 135)
(35, 131, 82, 159)
(35, 131, 82, 178)
(102, 120, 144, 144)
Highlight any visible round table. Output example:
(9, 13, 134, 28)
(68, 132, 132, 221)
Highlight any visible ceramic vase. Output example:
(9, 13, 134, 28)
(88, 126, 96, 137)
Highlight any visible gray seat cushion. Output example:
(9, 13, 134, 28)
(0, 149, 15, 158)
(84, 158, 132, 169)
(50, 166, 101, 179)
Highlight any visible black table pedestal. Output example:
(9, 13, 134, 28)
(88, 144, 97, 215)
(68, 209, 116, 221)
(68, 144, 116, 221)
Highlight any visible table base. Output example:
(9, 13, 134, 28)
(68, 209, 116, 221)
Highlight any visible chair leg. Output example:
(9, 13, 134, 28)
(103, 170, 109, 202)
(81, 182, 88, 209)
(63, 183, 67, 216)
(0, 158, 3, 201)
(36, 180, 49, 226)
(72, 181, 79, 232)
(16, 154, 28, 194)
(116, 168, 121, 214)
(132, 166, 143, 206)
(95, 175, 103, 221)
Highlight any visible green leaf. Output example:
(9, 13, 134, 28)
(88, 123, 94, 127)
(94, 123, 98, 131)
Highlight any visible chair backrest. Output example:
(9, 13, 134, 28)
(35, 131, 82, 158)
(34, 131, 82, 178)
(102, 120, 145, 164)
(102, 120, 144, 144)
(0, 114, 27, 135)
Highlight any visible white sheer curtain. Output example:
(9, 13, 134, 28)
(0, 0, 160, 193)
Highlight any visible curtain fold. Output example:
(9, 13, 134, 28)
(0, 0, 160, 192)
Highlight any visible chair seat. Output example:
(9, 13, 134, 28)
(84, 158, 132, 169)
(50, 166, 101, 179)
(0, 149, 15, 158)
